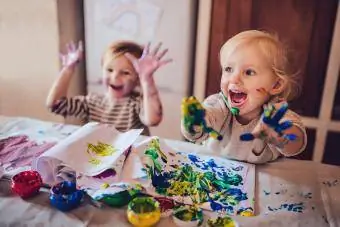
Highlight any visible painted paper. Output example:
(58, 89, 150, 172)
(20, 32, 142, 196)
(33, 122, 142, 177)
(135, 137, 255, 216)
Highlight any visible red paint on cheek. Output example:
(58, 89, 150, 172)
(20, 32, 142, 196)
(256, 88, 268, 95)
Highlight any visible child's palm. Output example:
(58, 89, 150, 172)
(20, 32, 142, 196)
(61, 41, 83, 67)
(134, 55, 162, 76)
(125, 42, 172, 82)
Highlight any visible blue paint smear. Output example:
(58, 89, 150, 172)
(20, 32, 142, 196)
(232, 166, 243, 171)
(226, 188, 248, 201)
(151, 169, 172, 189)
(187, 154, 226, 173)
(268, 202, 304, 213)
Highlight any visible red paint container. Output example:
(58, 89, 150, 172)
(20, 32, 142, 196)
(11, 170, 43, 198)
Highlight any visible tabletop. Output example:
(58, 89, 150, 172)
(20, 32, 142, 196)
(0, 116, 339, 227)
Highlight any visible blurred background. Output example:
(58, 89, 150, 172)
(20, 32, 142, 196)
(0, 0, 339, 165)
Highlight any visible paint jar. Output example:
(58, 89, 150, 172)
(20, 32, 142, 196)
(207, 216, 239, 227)
(50, 181, 83, 212)
(11, 170, 42, 198)
(172, 205, 203, 227)
(127, 196, 161, 227)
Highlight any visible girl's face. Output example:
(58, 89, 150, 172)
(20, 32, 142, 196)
(220, 44, 282, 123)
(102, 55, 139, 99)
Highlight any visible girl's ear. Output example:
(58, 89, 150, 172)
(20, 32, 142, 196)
(269, 78, 286, 96)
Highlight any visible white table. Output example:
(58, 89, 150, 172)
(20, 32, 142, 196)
(0, 116, 339, 227)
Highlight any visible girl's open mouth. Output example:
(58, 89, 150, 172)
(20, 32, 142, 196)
(110, 84, 124, 91)
(229, 89, 247, 106)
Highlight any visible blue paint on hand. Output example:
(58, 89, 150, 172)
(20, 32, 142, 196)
(240, 133, 255, 141)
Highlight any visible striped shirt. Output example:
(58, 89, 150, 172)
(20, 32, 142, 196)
(50, 92, 150, 135)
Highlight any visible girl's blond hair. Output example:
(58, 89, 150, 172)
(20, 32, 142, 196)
(220, 30, 300, 101)
(101, 40, 143, 66)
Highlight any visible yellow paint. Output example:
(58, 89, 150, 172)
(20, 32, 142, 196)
(127, 209, 161, 227)
(101, 183, 109, 189)
(239, 210, 254, 217)
(87, 142, 117, 156)
(88, 157, 101, 165)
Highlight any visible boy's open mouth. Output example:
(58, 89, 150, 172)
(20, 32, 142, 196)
(229, 89, 247, 106)
(110, 84, 124, 91)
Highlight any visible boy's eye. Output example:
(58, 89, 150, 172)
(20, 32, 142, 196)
(245, 69, 256, 76)
(224, 66, 233, 73)
(107, 68, 113, 73)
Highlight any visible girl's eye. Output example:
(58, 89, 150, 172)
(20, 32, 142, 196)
(107, 68, 113, 73)
(122, 71, 131, 75)
(245, 69, 256, 76)
(224, 66, 233, 73)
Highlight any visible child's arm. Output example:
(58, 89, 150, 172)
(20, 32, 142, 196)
(46, 41, 83, 109)
(125, 42, 172, 126)
(46, 41, 89, 119)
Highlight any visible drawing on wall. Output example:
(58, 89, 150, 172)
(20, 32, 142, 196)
(94, 0, 163, 41)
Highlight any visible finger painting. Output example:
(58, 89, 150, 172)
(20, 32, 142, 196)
(34, 122, 143, 177)
(136, 137, 255, 216)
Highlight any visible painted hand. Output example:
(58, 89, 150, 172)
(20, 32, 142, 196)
(240, 102, 297, 148)
(181, 96, 222, 140)
(125, 42, 172, 83)
(60, 41, 83, 68)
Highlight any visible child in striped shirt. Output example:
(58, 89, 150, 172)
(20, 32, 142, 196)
(46, 41, 172, 135)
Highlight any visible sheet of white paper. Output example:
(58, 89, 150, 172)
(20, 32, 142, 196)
(33, 122, 142, 176)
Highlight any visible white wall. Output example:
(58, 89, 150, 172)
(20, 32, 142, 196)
(84, 0, 197, 140)
(0, 0, 85, 124)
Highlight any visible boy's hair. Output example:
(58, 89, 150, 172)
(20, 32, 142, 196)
(219, 30, 300, 101)
(101, 40, 143, 66)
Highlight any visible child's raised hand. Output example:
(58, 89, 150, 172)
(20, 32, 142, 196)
(125, 42, 172, 83)
(60, 41, 83, 68)
(182, 96, 222, 140)
(240, 102, 297, 148)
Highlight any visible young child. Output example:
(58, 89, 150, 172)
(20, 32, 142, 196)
(181, 30, 307, 164)
(46, 41, 172, 135)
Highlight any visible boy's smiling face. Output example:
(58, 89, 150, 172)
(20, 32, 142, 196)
(220, 44, 283, 123)
(102, 55, 139, 99)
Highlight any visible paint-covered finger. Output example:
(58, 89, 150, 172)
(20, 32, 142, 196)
(278, 120, 293, 131)
(272, 102, 288, 122)
(142, 42, 151, 56)
(283, 133, 298, 141)
(263, 104, 275, 118)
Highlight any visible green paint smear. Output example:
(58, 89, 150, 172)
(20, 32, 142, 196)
(143, 139, 247, 208)
(207, 216, 236, 227)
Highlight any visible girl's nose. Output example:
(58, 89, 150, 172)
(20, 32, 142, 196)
(229, 71, 242, 84)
